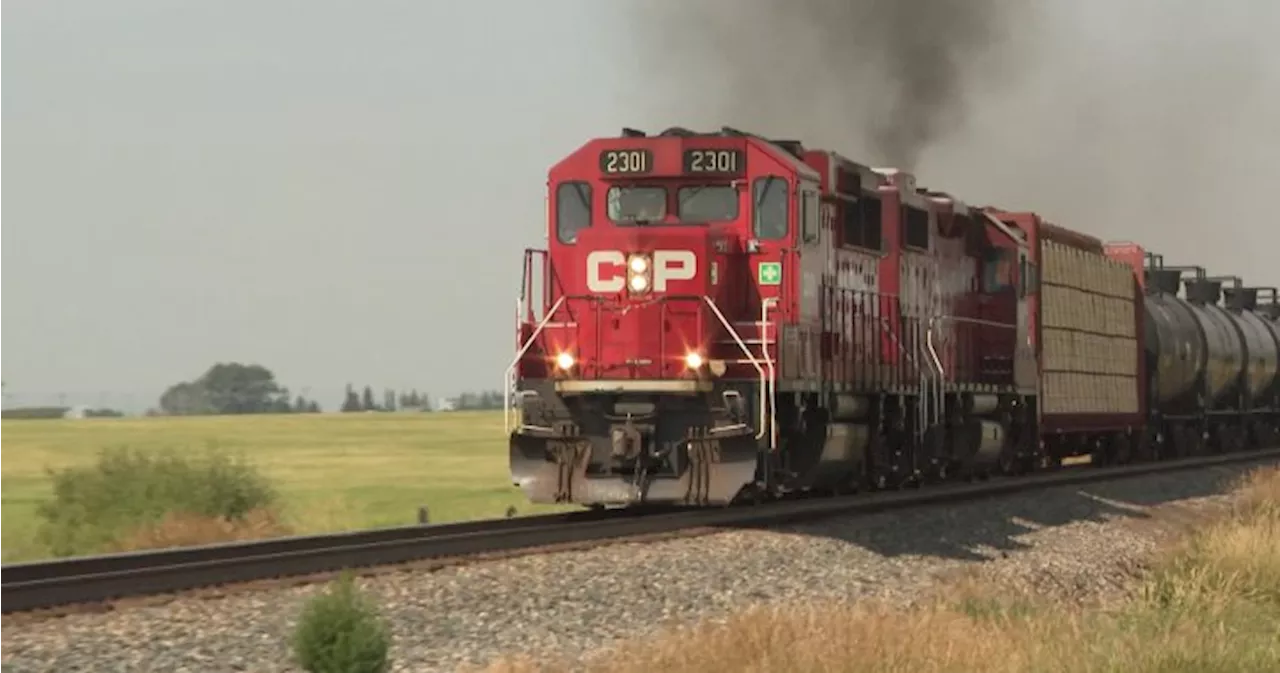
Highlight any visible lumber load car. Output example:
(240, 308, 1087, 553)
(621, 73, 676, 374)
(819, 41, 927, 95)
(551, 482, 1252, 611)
(504, 126, 1280, 508)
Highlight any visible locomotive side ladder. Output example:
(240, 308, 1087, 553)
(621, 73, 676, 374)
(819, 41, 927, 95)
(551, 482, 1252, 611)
(504, 248, 559, 434)
(919, 316, 947, 446)
(709, 296, 779, 451)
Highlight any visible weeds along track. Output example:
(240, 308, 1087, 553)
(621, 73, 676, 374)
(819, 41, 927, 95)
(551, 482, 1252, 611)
(4, 449, 1279, 617)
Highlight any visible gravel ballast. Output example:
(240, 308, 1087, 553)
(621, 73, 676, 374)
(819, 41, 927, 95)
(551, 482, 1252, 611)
(2, 461, 1270, 673)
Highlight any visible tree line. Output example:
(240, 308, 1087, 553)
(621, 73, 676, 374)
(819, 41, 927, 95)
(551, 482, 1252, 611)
(150, 362, 504, 416)
(338, 385, 432, 412)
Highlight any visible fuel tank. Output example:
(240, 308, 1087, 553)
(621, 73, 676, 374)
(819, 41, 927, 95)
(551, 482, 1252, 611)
(1144, 292, 1205, 405)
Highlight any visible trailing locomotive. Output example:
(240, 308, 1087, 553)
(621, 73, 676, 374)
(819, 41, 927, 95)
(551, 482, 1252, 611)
(505, 126, 1280, 508)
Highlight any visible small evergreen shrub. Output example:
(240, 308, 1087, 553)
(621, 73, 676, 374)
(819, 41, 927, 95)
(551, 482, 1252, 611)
(35, 445, 279, 557)
(292, 572, 392, 673)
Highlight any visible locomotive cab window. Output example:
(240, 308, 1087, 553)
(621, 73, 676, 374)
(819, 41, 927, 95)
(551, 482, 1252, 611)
(678, 185, 739, 222)
(983, 248, 1016, 293)
(1019, 257, 1038, 297)
(752, 176, 788, 240)
(555, 181, 592, 244)
(903, 205, 930, 250)
(607, 186, 667, 224)
(801, 188, 820, 244)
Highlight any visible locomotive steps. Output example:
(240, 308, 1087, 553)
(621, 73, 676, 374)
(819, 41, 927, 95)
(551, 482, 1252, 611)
(4, 448, 1278, 619)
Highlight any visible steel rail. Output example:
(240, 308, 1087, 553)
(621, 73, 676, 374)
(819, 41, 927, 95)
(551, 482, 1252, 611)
(4, 449, 1278, 614)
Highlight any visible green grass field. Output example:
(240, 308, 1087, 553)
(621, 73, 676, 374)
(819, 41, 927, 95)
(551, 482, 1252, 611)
(1, 411, 572, 562)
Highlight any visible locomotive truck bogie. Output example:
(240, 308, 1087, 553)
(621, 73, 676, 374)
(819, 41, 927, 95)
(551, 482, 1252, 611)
(510, 379, 760, 506)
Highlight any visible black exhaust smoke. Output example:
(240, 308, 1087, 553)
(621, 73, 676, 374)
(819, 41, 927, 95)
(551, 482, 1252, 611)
(628, 0, 1031, 169)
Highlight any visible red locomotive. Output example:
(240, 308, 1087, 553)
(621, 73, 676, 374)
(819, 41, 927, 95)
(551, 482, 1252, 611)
(506, 126, 1280, 508)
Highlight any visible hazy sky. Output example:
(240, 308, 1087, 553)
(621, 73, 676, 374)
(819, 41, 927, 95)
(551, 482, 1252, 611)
(4, 1, 1278, 411)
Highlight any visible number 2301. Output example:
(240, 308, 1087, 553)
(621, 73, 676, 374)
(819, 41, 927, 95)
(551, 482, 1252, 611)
(686, 149, 741, 173)
(601, 150, 651, 174)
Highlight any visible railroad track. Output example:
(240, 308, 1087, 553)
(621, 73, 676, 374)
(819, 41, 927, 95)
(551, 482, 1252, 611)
(4, 449, 1278, 615)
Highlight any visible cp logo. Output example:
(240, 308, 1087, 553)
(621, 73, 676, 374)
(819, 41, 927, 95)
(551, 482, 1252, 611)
(586, 250, 697, 293)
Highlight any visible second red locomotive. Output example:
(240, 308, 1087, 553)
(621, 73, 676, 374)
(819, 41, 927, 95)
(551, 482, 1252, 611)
(506, 126, 1280, 508)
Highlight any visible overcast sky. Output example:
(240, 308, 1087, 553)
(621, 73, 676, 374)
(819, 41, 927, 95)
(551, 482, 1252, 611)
(4, 0, 1278, 411)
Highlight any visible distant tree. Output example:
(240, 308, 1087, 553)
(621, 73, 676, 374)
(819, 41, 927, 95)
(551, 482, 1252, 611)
(341, 384, 361, 412)
(159, 381, 215, 416)
(306, 400, 322, 414)
(196, 363, 284, 414)
(158, 364, 287, 415)
(361, 386, 376, 412)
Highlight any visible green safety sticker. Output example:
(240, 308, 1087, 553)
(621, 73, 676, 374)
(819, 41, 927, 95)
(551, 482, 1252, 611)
(758, 262, 782, 285)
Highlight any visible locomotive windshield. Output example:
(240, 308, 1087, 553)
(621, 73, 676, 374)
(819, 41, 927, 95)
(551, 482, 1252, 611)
(607, 185, 739, 225)
(607, 186, 667, 223)
(677, 186, 739, 221)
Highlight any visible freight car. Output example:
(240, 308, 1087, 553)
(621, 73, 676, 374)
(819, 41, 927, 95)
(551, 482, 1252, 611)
(505, 126, 1279, 508)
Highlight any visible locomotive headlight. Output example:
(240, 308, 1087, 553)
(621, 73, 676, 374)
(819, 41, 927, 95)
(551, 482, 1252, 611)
(555, 352, 575, 371)
(626, 254, 651, 294)
(685, 352, 704, 369)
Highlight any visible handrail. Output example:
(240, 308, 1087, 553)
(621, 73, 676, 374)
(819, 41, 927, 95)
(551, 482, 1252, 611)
(504, 296, 567, 433)
(760, 297, 779, 450)
(701, 296, 772, 445)
(925, 313, 1023, 382)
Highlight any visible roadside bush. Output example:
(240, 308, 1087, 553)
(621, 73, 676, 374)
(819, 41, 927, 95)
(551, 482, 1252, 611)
(292, 572, 392, 673)
(35, 446, 280, 557)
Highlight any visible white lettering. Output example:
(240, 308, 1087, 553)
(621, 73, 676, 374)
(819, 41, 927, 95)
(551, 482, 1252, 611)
(585, 249, 699, 293)
(586, 250, 626, 293)
(652, 250, 697, 291)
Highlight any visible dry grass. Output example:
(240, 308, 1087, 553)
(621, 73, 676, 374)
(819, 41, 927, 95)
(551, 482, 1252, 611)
(485, 466, 1280, 673)
(105, 508, 294, 553)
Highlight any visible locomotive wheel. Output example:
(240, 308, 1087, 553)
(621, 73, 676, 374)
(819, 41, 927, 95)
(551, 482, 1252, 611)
(1172, 425, 1198, 458)
(1169, 427, 1185, 458)
(1134, 429, 1156, 463)
(1218, 426, 1242, 454)
(1090, 438, 1110, 467)
(1246, 421, 1267, 449)
(1260, 423, 1280, 449)
(1218, 427, 1239, 452)
(1109, 434, 1133, 466)
(1186, 426, 1206, 456)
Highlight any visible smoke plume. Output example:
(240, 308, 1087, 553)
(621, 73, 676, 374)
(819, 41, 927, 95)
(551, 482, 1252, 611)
(628, 0, 1030, 169)
(621, 0, 1279, 283)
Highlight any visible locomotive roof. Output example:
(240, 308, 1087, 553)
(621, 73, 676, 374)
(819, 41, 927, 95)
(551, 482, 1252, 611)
(617, 126, 820, 181)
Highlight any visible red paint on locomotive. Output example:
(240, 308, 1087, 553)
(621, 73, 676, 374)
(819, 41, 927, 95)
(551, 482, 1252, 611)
(507, 126, 1275, 508)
